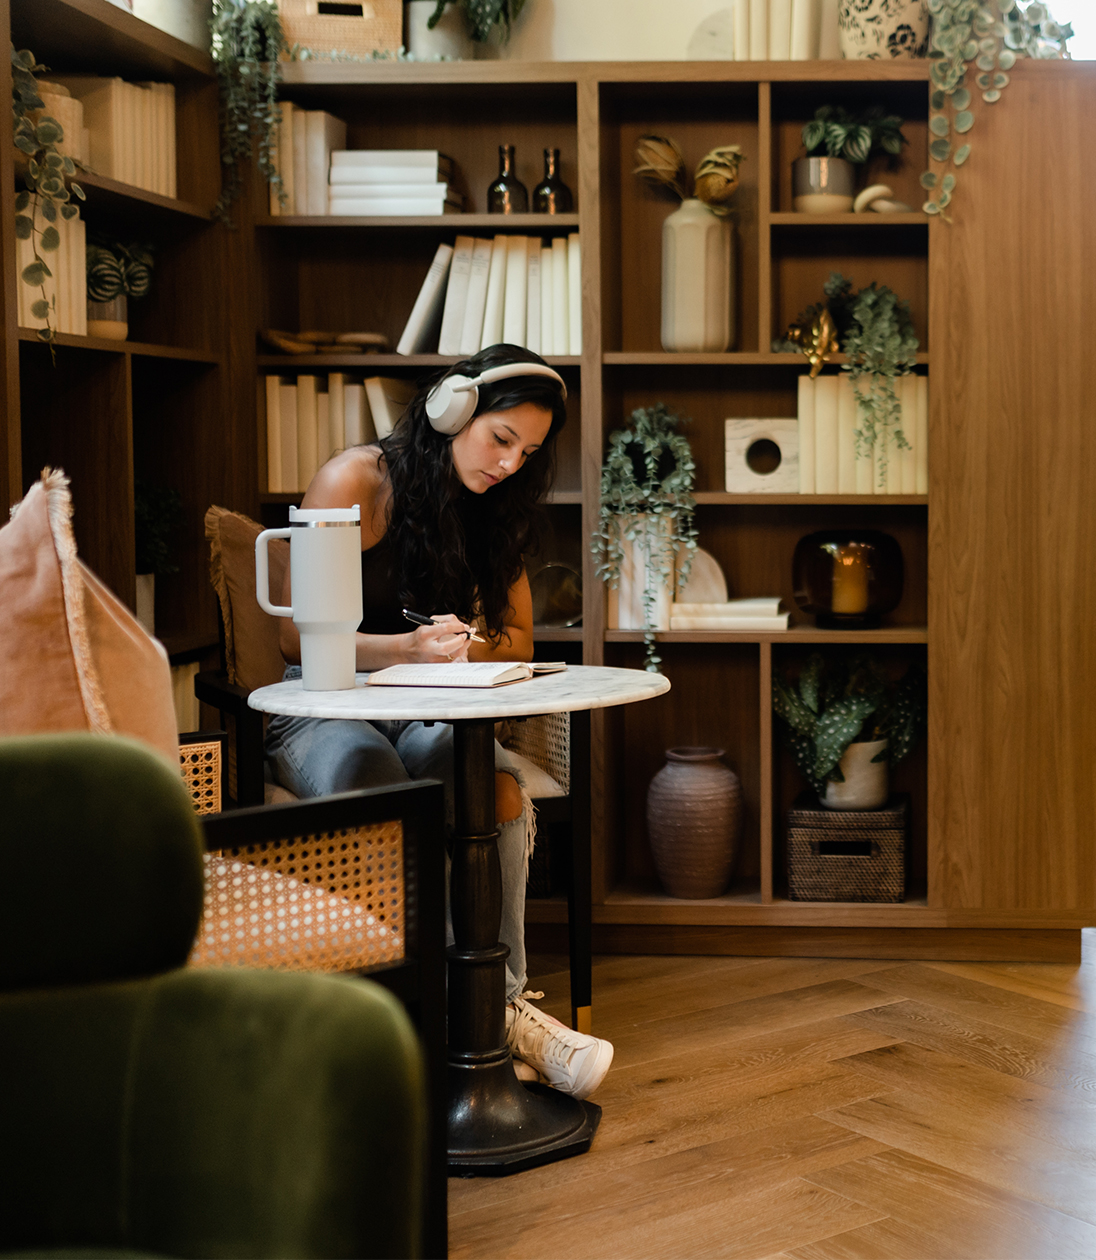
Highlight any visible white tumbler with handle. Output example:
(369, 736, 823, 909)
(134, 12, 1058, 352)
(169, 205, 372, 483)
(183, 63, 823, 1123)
(255, 505, 363, 691)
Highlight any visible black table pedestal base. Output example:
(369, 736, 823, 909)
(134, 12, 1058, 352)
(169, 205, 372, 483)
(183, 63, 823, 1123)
(448, 1051, 601, 1175)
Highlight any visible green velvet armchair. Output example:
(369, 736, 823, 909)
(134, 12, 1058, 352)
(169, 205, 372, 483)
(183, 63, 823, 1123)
(0, 734, 428, 1260)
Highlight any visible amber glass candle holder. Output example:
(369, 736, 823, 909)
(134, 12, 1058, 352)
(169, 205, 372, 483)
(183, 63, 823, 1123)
(792, 530, 904, 629)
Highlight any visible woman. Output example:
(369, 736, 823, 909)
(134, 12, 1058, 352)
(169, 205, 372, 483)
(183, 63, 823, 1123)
(266, 344, 613, 1101)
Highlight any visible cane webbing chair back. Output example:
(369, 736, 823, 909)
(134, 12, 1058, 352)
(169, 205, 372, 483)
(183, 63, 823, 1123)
(178, 733, 224, 815)
(504, 710, 571, 794)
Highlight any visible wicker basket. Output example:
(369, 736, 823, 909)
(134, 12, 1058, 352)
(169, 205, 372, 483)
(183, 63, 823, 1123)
(279, 0, 403, 57)
(786, 793, 907, 902)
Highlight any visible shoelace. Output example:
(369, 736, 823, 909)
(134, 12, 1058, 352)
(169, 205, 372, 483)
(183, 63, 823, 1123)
(509, 999, 590, 1068)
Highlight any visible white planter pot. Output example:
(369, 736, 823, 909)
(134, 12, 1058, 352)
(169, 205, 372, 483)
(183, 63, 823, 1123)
(606, 516, 675, 631)
(822, 737, 889, 810)
(661, 198, 734, 353)
(404, 1, 473, 59)
(838, 0, 929, 60)
(135, 572, 155, 635)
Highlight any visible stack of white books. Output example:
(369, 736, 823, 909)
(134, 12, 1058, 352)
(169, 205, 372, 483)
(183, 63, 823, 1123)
(15, 211, 87, 336)
(264, 373, 416, 494)
(267, 102, 348, 217)
(669, 598, 789, 632)
(797, 373, 928, 495)
(328, 150, 462, 217)
(397, 233, 582, 356)
(53, 75, 176, 196)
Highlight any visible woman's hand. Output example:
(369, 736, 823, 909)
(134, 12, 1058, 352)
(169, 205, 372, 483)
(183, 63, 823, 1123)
(404, 614, 473, 664)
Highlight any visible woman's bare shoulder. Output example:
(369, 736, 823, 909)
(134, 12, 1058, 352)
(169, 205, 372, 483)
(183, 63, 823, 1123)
(302, 446, 389, 544)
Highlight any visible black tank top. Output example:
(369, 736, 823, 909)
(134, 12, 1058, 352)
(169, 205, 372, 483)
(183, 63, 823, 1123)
(358, 532, 405, 636)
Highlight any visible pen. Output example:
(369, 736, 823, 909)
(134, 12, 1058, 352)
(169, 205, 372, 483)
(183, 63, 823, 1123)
(402, 608, 486, 644)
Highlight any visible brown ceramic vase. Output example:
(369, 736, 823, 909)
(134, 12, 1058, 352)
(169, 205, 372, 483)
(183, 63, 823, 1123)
(647, 747, 743, 898)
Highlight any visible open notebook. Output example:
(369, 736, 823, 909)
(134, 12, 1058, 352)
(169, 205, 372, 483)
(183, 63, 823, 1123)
(365, 661, 567, 688)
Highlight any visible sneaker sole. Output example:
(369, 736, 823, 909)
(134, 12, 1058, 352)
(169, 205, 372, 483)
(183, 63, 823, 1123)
(546, 1038, 614, 1101)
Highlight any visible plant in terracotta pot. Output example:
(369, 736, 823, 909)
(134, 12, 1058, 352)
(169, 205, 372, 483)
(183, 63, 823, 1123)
(773, 652, 926, 809)
(591, 403, 698, 672)
(794, 105, 908, 213)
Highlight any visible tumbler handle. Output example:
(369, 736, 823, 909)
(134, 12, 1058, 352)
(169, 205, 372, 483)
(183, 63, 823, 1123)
(255, 528, 293, 617)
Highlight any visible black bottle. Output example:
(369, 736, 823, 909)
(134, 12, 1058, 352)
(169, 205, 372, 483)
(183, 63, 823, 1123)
(533, 148, 573, 214)
(487, 144, 528, 214)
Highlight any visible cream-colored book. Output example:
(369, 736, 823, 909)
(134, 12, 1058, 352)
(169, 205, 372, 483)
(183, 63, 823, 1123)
(316, 387, 332, 468)
(343, 381, 376, 446)
(669, 613, 789, 631)
(365, 376, 416, 440)
(567, 233, 582, 355)
(327, 372, 346, 454)
(479, 235, 508, 351)
(769, 0, 792, 58)
(734, 0, 750, 60)
(837, 374, 859, 494)
(790, 0, 819, 58)
(265, 374, 282, 493)
(502, 235, 528, 346)
(296, 374, 319, 491)
(438, 234, 476, 355)
(551, 236, 569, 356)
(54, 76, 126, 181)
(539, 245, 554, 355)
(366, 660, 565, 688)
(915, 373, 929, 494)
(813, 375, 839, 493)
(459, 236, 494, 356)
(797, 375, 815, 493)
(749, 0, 768, 58)
(279, 381, 299, 493)
(292, 107, 308, 218)
(899, 374, 918, 493)
(273, 100, 295, 215)
(526, 243, 541, 354)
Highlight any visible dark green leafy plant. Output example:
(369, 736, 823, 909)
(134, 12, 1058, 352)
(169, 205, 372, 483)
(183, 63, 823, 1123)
(428, 0, 527, 42)
(210, 0, 284, 222)
(773, 653, 927, 796)
(11, 46, 86, 344)
(591, 404, 698, 672)
(923, 1, 1072, 220)
(802, 105, 907, 166)
(135, 480, 184, 576)
(87, 240, 154, 303)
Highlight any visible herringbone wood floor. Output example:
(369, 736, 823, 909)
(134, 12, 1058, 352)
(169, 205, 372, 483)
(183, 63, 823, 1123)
(448, 933, 1096, 1260)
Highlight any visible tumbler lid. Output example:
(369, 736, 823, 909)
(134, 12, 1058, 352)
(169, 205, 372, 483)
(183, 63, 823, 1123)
(289, 504, 360, 525)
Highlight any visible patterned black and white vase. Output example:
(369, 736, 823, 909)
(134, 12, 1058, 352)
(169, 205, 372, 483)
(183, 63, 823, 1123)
(839, 0, 930, 59)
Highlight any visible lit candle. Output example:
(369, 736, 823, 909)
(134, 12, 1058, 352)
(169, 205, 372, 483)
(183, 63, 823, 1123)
(828, 542, 870, 615)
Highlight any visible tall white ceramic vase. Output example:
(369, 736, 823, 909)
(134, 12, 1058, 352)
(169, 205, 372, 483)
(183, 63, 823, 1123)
(255, 505, 363, 691)
(606, 515, 675, 631)
(661, 198, 734, 353)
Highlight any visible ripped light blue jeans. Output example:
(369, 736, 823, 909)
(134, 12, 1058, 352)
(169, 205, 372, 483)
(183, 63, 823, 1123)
(265, 668, 530, 1002)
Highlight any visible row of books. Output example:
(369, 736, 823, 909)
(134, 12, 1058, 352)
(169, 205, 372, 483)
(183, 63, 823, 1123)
(398, 234, 582, 357)
(724, 0, 840, 60)
(15, 213, 87, 336)
(50, 76, 176, 197)
(267, 103, 347, 218)
(797, 374, 928, 495)
(329, 150, 462, 217)
(265, 374, 415, 495)
(669, 598, 789, 631)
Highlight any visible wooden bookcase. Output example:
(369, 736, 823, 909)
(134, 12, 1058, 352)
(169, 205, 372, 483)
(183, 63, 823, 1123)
(4, 4, 1093, 960)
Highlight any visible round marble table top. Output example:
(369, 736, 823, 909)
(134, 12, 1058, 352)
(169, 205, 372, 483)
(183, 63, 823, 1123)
(248, 665, 670, 723)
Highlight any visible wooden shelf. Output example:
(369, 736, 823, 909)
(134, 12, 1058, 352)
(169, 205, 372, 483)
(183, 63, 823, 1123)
(257, 354, 581, 369)
(533, 627, 583, 642)
(606, 626, 929, 644)
(75, 170, 211, 222)
(694, 492, 927, 505)
(255, 214, 580, 230)
(604, 352, 931, 366)
(546, 490, 581, 504)
(262, 489, 581, 505)
(18, 329, 221, 363)
(10, 0, 215, 81)
(769, 212, 926, 226)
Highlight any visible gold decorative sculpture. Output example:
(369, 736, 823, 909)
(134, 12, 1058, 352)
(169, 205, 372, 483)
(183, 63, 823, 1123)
(787, 309, 840, 378)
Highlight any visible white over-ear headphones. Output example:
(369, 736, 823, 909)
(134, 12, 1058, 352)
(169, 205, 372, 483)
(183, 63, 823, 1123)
(425, 362, 567, 436)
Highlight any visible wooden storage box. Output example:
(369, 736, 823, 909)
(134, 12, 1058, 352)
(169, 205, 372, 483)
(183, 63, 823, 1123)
(786, 794, 907, 903)
(278, 0, 402, 57)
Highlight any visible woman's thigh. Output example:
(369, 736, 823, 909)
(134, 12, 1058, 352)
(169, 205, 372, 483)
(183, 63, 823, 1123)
(265, 713, 410, 798)
(394, 722, 522, 827)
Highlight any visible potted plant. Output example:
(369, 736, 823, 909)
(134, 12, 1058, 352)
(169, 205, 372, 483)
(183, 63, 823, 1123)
(794, 105, 907, 212)
(86, 240, 154, 340)
(773, 652, 926, 809)
(591, 404, 698, 672)
(416, 0, 526, 47)
(134, 479, 183, 636)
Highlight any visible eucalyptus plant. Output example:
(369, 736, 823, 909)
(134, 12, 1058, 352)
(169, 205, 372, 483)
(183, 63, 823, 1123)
(428, 0, 527, 42)
(11, 46, 85, 344)
(591, 404, 698, 672)
(802, 105, 907, 165)
(210, 0, 284, 222)
(773, 653, 927, 797)
(922, 1, 1072, 220)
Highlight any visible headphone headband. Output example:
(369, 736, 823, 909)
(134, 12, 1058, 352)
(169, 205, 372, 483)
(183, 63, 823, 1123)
(425, 359, 567, 435)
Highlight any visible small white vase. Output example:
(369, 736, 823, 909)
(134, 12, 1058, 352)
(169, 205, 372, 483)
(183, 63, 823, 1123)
(661, 198, 734, 353)
(404, 0, 473, 59)
(822, 738, 889, 810)
(838, 0, 929, 60)
(135, 572, 155, 635)
(607, 516, 675, 632)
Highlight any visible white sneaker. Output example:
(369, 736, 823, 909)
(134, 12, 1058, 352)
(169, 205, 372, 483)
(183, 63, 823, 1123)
(506, 994, 614, 1101)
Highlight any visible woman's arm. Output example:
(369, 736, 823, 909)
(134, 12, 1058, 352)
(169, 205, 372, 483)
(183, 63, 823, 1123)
(277, 450, 473, 671)
(468, 569, 534, 663)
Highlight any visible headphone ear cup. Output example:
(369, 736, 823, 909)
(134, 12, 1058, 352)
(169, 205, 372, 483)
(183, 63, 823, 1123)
(426, 375, 478, 435)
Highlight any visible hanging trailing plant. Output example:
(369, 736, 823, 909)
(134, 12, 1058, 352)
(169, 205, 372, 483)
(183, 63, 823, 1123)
(922, 1, 1072, 220)
(210, 0, 285, 223)
(591, 404, 698, 672)
(11, 46, 85, 344)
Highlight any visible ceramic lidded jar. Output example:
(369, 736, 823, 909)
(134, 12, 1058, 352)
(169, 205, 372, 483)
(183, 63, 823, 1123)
(661, 199, 735, 352)
(647, 747, 742, 898)
(838, 0, 930, 60)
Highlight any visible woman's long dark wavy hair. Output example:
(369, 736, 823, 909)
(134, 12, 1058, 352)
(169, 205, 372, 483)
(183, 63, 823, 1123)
(378, 344, 568, 640)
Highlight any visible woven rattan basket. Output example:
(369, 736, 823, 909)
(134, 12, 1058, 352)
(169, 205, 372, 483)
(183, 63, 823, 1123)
(279, 0, 402, 57)
(786, 793, 907, 902)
